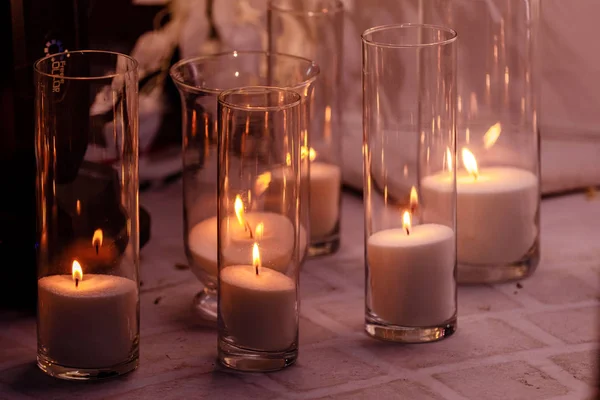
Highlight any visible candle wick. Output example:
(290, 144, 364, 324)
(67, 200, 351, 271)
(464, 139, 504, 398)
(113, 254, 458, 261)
(75, 278, 79, 288)
(405, 227, 410, 236)
(255, 265, 259, 275)
(95, 243, 99, 255)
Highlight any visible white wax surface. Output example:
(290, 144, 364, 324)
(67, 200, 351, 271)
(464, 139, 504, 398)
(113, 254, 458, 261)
(421, 167, 538, 265)
(309, 162, 342, 239)
(38, 274, 137, 368)
(367, 225, 455, 326)
(188, 212, 296, 279)
(220, 265, 296, 351)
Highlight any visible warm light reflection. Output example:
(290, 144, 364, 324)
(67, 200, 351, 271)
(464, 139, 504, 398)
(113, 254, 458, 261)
(301, 146, 317, 162)
(92, 229, 103, 252)
(255, 222, 264, 240)
(234, 195, 245, 226)
(255, 172, 272, 196)
(462, 148, 479, 180)
(483, 122, 502, 149)
(253, 243, 261, 275)
(446, 147, 453, 172)
(76, 200, 81, 215)
(72, 260, 83, 287)
(402, 211, 411, 236)
(409, 186, 418, 210)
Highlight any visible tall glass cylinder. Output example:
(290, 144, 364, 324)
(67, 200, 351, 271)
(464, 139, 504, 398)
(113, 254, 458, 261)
(217, 87, 302, 371)
(35, 51, 139, 380)
(169, 51, 318, 322)
(268, 0, 344, 256)
(422, 0, 541, 283)
(363, 24, 458, 343)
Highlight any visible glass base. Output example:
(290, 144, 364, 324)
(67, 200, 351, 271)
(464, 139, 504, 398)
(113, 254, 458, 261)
(308, 236, 340, 257)
(365, 315, 457, 343)
(192, 288, 218, 322)
(458, 244, 540, 284)
(218, 339, 297, 372)
(37, 352, 138, 381)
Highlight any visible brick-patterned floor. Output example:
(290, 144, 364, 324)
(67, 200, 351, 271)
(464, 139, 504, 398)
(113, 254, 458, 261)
(0, 184, 598, 399)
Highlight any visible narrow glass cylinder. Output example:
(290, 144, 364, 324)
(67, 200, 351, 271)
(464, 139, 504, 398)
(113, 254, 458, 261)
(35, 51, 140, 379)
(169, 51, 318, 322)
(217, 87, 302, 372)
(268, 0, 344, 256)
(421, 0, 541, 283)
(362, 24, 458, 343)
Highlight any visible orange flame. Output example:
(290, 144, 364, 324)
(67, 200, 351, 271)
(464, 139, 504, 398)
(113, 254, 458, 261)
(72, 260, 83, 287)
(252, 243, 261, 275)
(461, 147, 479, 180)
(402, 211, 411, 235)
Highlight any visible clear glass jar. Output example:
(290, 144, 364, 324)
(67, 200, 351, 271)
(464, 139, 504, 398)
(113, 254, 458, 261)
(363, 24, 458, 342)
(217, 87, 302, 371)
(35, 51, 140, 380)
(422, 0, 541, 283)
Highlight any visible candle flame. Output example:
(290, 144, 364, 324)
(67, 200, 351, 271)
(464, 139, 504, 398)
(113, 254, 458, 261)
(255, 222, 264, 240)
(252, 243, 261, 275)
(409, 186, 418, 210)
(462, 147, 479, 180)
(72, 260, 83, 287)
(255, 172, 272, 196)
(92, 229, 103, 248)
(483, 122, 502, 149)
(402, 211, 411, 235)
(234, 195, 245, 226)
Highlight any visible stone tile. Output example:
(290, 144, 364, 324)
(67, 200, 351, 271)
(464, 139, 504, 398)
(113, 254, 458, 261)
(140, 281, 213, 335)
(315, 296, 364, 331)
(434, 361, 570, 400)
(300, 271, 340, 299)
(457, 285, 522, 316)
(105, 371, 278, 400)
(326, 258, 364, 289)
(361, 319, 545, 370)
(137, 327, 217, 379)
(269, 347, 385, 392)
(0, 336, 33, 370)
(527, 306, 598, 344)
(299, 317, 337, 345)
(512, 270, 598, 305)
(318, 379, 445, 399)
(550, 350, 599, 386)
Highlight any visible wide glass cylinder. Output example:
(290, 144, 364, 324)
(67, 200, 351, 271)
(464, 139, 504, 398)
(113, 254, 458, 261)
(422, 0, 541, 283)
(268, 0, 344, 256)
(35, 51, 140, 380)
(217, 87, 302, 372)
(169, 51, 318, 322)
(363, 24, 458, 343)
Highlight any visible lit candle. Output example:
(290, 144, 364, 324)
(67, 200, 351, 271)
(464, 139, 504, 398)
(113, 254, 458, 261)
(37, 261, 137, 368)
(421, 146, 538, 265)
(367, 207, 455, 326)
(220, 243, 296, 351)
(188, 195, 296, 279)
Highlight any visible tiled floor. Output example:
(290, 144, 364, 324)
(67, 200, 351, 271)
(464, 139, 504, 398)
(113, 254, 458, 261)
(0, 184, 598, 399)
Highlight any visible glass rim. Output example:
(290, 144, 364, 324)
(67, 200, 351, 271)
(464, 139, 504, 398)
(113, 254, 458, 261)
(267, 0, 344, 16)
(169, 50, 320, 95)
(218, 86, 302, 112)
(33, 50, 138, 80)
(362, 23, 458, 49)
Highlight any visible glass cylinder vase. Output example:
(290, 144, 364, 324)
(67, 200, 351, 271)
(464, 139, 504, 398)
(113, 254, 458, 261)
(421, 0, 541, 283)
(169, 51, 318, 322)
(35, 51, 140, 380)
(217, 87, 302, 372)
(363, 24, 458, 343)
(268, 0, 344, 256)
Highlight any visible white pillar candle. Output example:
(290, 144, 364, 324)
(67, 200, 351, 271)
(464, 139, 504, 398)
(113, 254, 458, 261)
(422, 166, 538, 265)
(38, 273, 137, 368)
(367, 224, 455, 327)
(220, 264, 296, 351)
(188, 212, 296, 279)
(309, 162, 341, 239)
